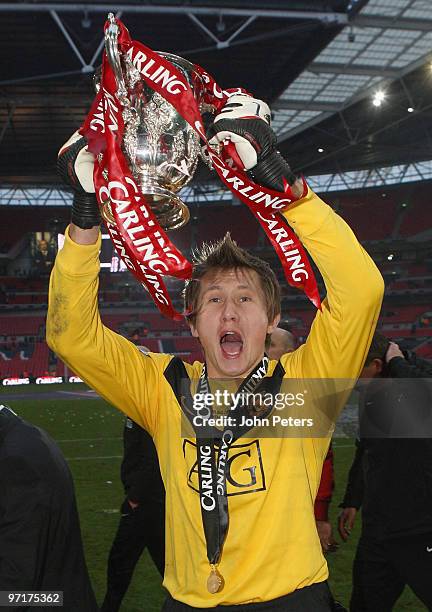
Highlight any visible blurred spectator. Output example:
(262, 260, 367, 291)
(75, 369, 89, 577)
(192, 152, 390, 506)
(101, 346, 165, 612)
(0, 405, 98, 611)
(267, 321, 296, 358)
(338, 333, 432, 611)
(268, 323, 337, 554)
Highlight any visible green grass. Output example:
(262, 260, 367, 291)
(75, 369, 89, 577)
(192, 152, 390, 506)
(1, 385, 426, 611)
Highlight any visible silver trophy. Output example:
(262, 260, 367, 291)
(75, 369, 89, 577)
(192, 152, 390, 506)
(100, 13, 207, 230)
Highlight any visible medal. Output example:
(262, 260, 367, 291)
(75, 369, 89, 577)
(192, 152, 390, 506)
(207, 565, 224, 594)
(183, 357, 282, 594)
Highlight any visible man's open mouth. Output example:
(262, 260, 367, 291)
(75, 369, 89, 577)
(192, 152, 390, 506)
(220, 331, 243, 358)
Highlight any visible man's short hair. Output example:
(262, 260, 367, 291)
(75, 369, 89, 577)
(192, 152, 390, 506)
(277, 320, 293, 335)
(183, 233, 281, 325)
(364, 331, 390, 366)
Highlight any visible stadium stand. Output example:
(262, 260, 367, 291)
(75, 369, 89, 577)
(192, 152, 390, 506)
(338, 193, 399, 242)
(1, 181, 432, 378)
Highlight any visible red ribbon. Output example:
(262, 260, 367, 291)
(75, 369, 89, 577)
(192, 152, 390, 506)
(81, 17, 321, 318)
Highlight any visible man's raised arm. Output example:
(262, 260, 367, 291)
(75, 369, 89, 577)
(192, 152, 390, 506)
(209, 94, 383, 382)
(69, 224, 100, 245)
(46, 224, 172, 434)
(46, 134, 172, 434)
(281, 188, 384, 382)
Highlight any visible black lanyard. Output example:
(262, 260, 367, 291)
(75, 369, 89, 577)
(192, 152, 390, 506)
(192, 356, 286, 567)
(176, 355, 286, 591)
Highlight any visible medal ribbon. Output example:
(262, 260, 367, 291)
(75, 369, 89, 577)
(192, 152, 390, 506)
(179, 357, 283, 571)
(195, 357, 270, 566)
(80, 16, 321, 319)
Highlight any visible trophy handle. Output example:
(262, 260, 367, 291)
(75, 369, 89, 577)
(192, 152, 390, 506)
(105, 13, 129, 105)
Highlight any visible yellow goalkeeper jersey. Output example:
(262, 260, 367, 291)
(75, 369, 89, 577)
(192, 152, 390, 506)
(47, 188, 383, 607)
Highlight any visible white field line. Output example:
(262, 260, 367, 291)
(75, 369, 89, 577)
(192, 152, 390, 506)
(66, 455, 122, 461)
(63, 443, 355, 460)
(55, 437, 348, 451)
(58, 438, 354, 446)
(58, 436, 122, 442)
(59, 391, 98, 397)
(64, 443, 355, 461)
(66, 448, 356, 461)
(332, 443, 355, 448)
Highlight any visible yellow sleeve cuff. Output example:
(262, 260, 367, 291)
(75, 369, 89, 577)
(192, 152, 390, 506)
(56, 225, 102, 277)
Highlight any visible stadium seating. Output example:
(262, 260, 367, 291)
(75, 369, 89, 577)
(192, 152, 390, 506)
(0, 339, 49, 377)
(1, 181, 432, 378)
(338, 194, 399, 242)
(399, 198, 431, 237)
(0, 314, 45, 335)
(195, 205, 260, 247)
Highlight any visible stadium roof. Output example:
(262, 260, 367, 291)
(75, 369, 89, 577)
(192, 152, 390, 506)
(0, 0, 431, 186)
(276, 0, 432, 176)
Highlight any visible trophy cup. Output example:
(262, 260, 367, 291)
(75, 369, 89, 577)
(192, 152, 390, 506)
(100, 13, 206, 230)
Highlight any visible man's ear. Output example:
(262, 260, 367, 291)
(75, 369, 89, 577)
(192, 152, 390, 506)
(267, 313, 281, 335)
(189, 321, 199, 339)
(373, 358, 384, 375)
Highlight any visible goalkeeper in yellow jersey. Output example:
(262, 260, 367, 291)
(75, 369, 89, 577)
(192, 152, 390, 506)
(48, 96, 383, 611)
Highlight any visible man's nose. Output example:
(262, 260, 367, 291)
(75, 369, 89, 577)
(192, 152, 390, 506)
(221, 299, 239, 322)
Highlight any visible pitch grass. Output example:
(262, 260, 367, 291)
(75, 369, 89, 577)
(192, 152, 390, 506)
(2, 385, 426, 611)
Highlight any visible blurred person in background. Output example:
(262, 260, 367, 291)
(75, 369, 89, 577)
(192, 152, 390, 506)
(338, 332, 432, 611)
(267, 320, 296, 360)
(101, 347, 165, 612)
(0, 404, 98, 611)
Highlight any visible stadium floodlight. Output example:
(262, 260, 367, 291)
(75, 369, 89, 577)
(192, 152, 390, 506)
(372, 90, 386, 107)
(407, 107, 414, 113)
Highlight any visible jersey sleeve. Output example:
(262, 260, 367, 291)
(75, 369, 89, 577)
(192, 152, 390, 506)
(279, 189, 383, 461)
(281, 188, 383, 382)
(46, 226, 173, 435)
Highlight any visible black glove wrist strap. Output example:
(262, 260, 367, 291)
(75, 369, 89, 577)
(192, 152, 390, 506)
(250, 150, 297, 192)
(71, 192, 101, 230)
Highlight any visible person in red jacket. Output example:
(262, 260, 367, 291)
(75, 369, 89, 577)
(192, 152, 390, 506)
(315, 445, 337, 553)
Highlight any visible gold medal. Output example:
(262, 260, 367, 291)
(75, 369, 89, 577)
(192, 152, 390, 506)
(207, 565, 224, 594)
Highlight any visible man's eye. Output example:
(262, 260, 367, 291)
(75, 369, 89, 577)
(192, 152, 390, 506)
(209, 297, 221, 303)
(240, 296, 252, 302)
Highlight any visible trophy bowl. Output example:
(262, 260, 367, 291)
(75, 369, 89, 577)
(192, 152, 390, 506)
(100, 15, 206, 230)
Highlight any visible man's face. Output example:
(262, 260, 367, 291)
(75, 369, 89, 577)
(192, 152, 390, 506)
(38, 240, 48, 255)
(189, 268, 279, 379)
(268, 328, 295, 361)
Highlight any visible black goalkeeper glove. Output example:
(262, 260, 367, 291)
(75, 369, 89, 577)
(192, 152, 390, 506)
(209, 94, 297, 192)
(57, 131, 101, 229)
